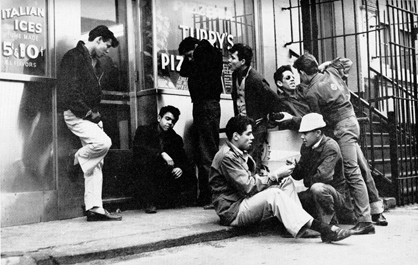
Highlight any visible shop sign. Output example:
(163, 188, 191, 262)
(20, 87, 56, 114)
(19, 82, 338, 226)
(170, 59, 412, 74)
(1, 0, 47, 76)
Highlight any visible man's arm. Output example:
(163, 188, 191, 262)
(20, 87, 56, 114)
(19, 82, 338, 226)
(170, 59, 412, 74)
(58, 52, 92, 118)
(320, 57, 353, 80)
(132, 125, 162, 162)
(220, 154, 269, 196)
(312, 144, 340, 184)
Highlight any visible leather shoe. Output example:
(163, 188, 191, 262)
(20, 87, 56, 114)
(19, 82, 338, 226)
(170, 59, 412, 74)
(145, 205, 157, 214)
(86, 209, 122, 221)
(321, 227, 352, 243)
(350, 222, 375, 235)
(372, 213, 388, 226)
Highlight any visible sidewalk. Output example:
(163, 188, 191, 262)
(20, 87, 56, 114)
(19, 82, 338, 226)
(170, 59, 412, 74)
(0, 200, 407, 265)
(1, 207, 242, 264)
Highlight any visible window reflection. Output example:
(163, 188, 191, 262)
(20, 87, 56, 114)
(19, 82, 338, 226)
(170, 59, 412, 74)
(154, 0, 255, 93)
(80, 0, 130, 149)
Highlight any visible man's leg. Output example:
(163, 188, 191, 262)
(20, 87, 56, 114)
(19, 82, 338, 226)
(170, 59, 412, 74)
(193, 100, 220, 207)
(230, 188, 352, 242)
(249, 122, 268, 173)
(310, 183, 356, 225)
(231, 188, 312, 237)
(357, 144, 387, 225)
(64, 111, 120, 221)
(334, 117, 374, 234)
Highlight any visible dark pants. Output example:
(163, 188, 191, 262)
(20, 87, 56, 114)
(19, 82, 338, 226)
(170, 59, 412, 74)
(192, 100, 220, 205)
(140, 161, 197, 208)
(249, 121, 268, 173)
(298, 183, 356, 225)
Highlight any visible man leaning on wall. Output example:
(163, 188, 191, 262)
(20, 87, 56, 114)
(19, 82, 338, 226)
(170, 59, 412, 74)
(57, 25, 122, 221)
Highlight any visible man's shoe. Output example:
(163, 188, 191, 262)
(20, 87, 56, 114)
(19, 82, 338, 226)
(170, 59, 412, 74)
(372, 213, 388, 226)
(86, 209, 122, 221)
(350, 222, 375, 235)
(320, 227, 352, 243)
(145, 205, 157, 214)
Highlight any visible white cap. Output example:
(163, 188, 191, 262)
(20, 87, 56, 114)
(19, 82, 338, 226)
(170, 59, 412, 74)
(299, 113, 326, 132)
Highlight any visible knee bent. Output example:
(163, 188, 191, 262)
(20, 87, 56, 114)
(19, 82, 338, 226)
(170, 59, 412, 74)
(310, 183, 326, 194)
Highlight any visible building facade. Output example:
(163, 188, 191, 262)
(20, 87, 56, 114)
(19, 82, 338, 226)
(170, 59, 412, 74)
(2, 0, 417, 227)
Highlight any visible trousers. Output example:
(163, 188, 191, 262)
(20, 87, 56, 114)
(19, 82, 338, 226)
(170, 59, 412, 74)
(64, 110, 112, 211)
(192, 100, 220, 205)
(230, 177, 313, 238)
(333, 116, 371, 222)
(298, 183, 356, 224)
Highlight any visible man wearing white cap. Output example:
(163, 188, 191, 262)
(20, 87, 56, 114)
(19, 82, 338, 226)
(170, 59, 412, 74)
(209, 115, 353, 243)
(292, 113, 357, 226)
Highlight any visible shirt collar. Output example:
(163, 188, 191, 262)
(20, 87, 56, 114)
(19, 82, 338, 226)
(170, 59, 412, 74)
(312, 135, 324, 150)
(227, 141, 249, 162)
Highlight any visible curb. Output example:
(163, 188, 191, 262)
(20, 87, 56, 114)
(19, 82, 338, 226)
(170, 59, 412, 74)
(1, 226, 244, 265)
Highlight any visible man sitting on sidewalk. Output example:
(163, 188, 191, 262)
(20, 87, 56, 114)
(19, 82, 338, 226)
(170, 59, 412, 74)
(292, 113, 357, 225)
(133, 106, 197, 213)
(209, 115, 352, 243)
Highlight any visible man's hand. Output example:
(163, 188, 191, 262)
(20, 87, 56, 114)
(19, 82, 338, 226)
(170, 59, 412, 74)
(275, 112, 294, 123)
(172, 167, 183, 179)
(84, 111, 101, 123)
(90, 111, 101, 123)
(270, 164, 295, 182)
(161, 152, 174, 166)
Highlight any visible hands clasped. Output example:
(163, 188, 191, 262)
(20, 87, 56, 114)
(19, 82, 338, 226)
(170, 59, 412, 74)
(269, 163, 295, 183)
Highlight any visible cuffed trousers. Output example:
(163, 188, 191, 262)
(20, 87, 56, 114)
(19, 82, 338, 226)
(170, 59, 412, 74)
(333, 116, 372, 222)
(64, 110, 112, 211)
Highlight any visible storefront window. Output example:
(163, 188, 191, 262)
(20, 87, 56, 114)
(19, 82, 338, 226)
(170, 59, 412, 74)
(1, 0, 48, 76)
(153, 0, 255, 93)
(80, 0, 130, 149)
(81, 0, 128, 92)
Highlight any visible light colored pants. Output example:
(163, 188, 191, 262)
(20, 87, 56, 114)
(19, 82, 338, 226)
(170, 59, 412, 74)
(357, 144, 384, 214)
(231, 177, 313, 238)
(64, 110, 112, 211)
(334, 116, 372, 222)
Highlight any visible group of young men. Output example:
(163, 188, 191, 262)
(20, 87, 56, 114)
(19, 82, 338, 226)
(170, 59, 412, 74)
(58, 25, 387, 243)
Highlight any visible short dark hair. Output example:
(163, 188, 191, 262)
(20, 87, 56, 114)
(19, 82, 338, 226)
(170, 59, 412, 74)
(88, 25, 119, 47)
(274, 65, 293, 84)
(225, 115, 254, 141)
(229, 44, 253, 66)
(293, 52, 319, 75)
(159, 105, 180, 121)
(178, 37, 200, 55)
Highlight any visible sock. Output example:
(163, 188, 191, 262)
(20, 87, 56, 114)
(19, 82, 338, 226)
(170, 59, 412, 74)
(310, 219, 332, 234)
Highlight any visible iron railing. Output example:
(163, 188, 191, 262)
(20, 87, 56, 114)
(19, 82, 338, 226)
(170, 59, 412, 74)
(278, 0, 418, 205)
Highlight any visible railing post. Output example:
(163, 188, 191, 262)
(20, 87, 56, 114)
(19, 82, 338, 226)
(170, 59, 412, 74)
(388, 111, 400, 205)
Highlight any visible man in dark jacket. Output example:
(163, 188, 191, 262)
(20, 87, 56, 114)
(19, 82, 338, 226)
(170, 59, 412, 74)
(273, 65, 310, 130)
(292, 113, 356, 225)
(133, 106, 197, 213)
(179, 37, 223, 208)
(228, 44, 283, 173)
(209, 115, 352, 243)
(293, 54, 386, 233)
(57, 25, 121, 221)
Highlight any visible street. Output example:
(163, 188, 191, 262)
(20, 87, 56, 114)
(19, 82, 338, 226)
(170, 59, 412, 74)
(80, 205, 418, 265)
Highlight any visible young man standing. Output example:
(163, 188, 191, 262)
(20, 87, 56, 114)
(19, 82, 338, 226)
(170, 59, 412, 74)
(57, 25, 121, 221)
(209, 115, 352, 243)
(179, 37, 223, 209)
(228, 44, 282, 172)
(133, 106, 197, 213)
(293, 54, 386, 233)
